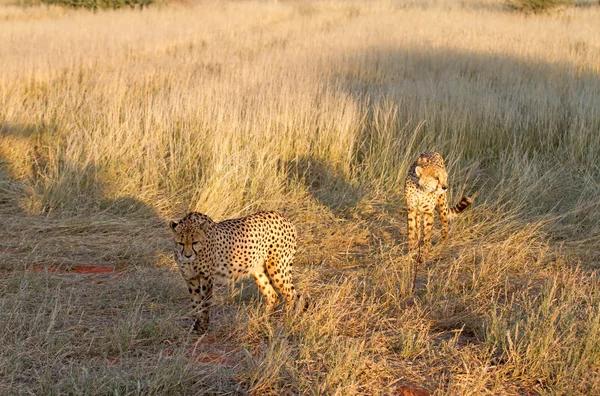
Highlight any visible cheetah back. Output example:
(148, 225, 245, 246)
(211, 211, 297, 283)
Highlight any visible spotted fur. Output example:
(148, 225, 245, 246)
(169, 211, 302, 333)
(404, 152, 473, 262)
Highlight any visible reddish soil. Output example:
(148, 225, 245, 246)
(160, 336, 240, 367)
(0, 249, 21, 254)
(396, 386, 431, 396)
(188, 334, 242, 367)
(31, 264, 121, 275)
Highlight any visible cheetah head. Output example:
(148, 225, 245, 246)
(415, 157, 448, 194)
(169, 214, 211, 263)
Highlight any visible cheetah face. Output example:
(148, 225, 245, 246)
(415, 162, 448, 195)
(169, 220, 208, 263)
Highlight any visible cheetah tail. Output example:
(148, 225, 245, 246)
(449, 196, 474, 218)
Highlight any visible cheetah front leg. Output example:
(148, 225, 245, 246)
(186, 275, 213, 333)
(436, 192, 450, 243)
(407, 208, 421, 252)
(421, 211, 434, 263)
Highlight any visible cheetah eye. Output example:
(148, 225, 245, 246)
(177, 242, 184, 246)
(192, 241, 200, 246)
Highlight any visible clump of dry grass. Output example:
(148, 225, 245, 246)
(1, 0, 599, 394)
(507, 0, 573, 13)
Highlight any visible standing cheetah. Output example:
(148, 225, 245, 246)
(404, 152, 473, 262)
(169, 211, 302, 333)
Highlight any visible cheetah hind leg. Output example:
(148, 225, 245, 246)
(251, 259, 280, 311)
(265, 256, 306, 312)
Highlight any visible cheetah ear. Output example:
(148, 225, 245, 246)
(169, 220, 178, 231)
(417, 156, 430, 165)
(414, 165, 423, 177)
(197, 219, 210, 231)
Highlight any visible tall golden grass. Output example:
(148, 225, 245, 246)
(1, 0, 599, 394)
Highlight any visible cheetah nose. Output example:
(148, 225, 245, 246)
(184, 253, 193, 258)
(442, 185, 448, 190)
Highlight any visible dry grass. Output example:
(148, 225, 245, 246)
(1, 0, 599, 394)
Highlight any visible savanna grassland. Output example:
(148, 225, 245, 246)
(1, 0, 600, 394)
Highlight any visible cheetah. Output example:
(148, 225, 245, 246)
(404, 152, 473, 263)
(169, 211, 302, 333)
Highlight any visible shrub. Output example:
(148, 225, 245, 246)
(41, 0, 154, 10)
(507, 0, 573, 13)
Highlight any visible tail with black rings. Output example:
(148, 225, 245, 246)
(450, 196, 473, 215)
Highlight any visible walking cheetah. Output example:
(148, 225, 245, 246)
(404, 152, 473, 262)
(169, 211, 302, 333)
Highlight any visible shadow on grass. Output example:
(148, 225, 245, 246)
(320, 42, 600, 250)
(325, 44, 600, 341)
(0, 122, 169, 270)
(276, 45, 600, 262)
(284, 155, 362, 214)
(0, 124, 240, 395)
(337, 44, 600, 167)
